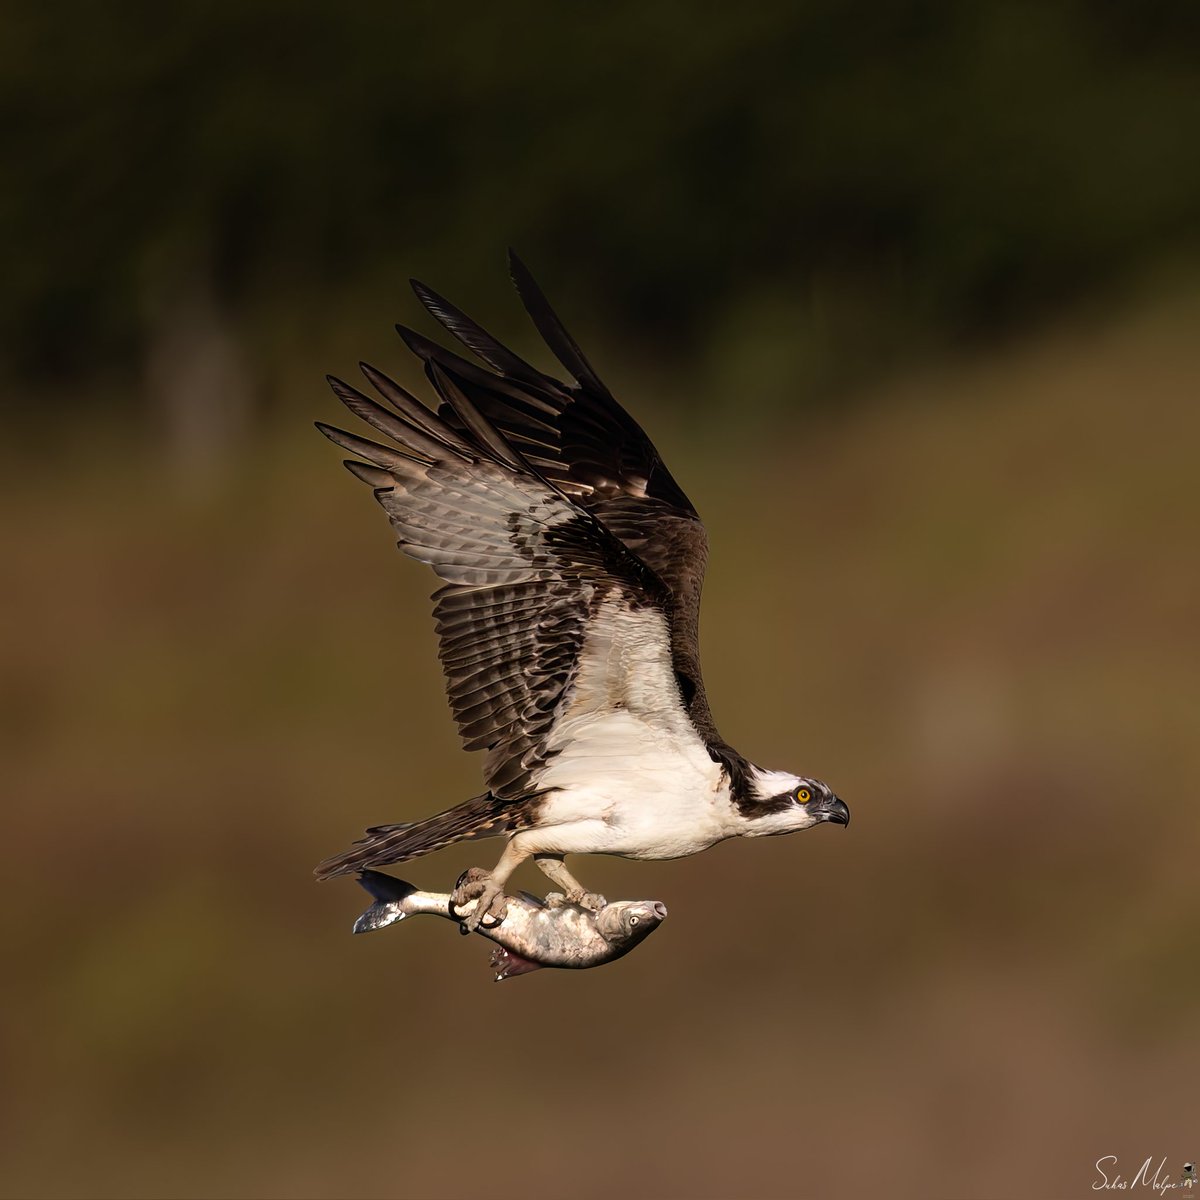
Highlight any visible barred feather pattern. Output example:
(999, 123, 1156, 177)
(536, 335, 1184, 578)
(314, 256, 756, 881)
(313, 792, 515, 879)
(317, 370, 670, 805)
(408, 255, 747, 785)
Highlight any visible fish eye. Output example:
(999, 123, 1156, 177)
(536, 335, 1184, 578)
(796, 787, 811, 803)
(629, 915, 639, 926)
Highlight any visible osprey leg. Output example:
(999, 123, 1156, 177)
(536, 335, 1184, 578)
(452, 839, 531, 931)
(535, 854, 607, 912)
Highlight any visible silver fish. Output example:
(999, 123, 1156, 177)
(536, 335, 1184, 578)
(353, 869, 667, 981)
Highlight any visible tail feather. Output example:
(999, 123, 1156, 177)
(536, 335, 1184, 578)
(314, 792, 512, 880)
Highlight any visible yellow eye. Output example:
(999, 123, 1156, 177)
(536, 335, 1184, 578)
(796, 788, 811, 803)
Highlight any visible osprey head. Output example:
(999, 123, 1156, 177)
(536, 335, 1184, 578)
(743, 768, 850, 836)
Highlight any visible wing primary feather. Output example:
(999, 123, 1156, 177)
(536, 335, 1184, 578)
(507, 249, 611, 398)
(395, 322, 481, 373)
(396, 322, 563, 404)
(355, 364, 474, 458)
(314, 262, 717, 799)
(314, 422, 420, 471)
(410, 279, 546, 386)
(326, 375, 450, 462)
(425, 361, 528, 473)
(342, 459, 395, 488)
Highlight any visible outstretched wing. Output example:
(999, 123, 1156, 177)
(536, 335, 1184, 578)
(403, 253, 728, 755)
(317, 365, 679, 800)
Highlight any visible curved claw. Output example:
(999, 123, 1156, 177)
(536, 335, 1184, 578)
(451, 867, 509, 932)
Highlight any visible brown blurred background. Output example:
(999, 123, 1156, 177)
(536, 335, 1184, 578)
(3, 4, 1199, 1198)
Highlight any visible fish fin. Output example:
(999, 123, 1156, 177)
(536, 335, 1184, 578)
(489, 946, 546, 982)
(353, 903, 406, 935)
(515, 890, 546, 908)
(356, 870, 419, 904)
(352, 870, 418, 934)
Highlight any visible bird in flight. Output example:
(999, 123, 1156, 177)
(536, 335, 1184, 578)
(314, 253, 849, 928)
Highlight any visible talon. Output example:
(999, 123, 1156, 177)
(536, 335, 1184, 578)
(450, 868, 509, 932)
(451, 866, 490, 906)
(486, 885, 509, 922)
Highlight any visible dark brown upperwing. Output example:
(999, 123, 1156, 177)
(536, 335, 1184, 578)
(407, 254, 735, 761)
(318, 367, 670, 802)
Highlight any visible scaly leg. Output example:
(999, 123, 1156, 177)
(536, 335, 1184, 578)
(451, 839, 531, 932)
(535, 854, 607, 912)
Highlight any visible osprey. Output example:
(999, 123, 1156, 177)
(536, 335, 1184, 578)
(314, 253, 849, 928)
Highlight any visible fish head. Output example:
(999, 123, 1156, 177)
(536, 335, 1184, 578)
(595, 899, 668, 947)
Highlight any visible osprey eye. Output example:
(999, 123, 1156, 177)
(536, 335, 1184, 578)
(796, 788, 811, 803)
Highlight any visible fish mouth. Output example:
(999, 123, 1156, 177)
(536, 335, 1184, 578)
(596, 900, 669, 941)
(630, 901, 668, 926)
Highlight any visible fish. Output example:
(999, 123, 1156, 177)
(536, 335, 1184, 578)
(353, 869, 668, 981)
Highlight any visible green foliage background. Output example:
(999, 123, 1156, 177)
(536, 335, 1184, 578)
(6, 2, 1200, 398)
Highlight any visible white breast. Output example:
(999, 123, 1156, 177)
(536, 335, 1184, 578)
(523, 598, 738, 860)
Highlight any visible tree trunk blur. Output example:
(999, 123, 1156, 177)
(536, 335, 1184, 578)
(143, 265, 254, 493)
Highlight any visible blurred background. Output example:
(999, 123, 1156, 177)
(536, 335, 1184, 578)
(3, 3, 1199, 1197)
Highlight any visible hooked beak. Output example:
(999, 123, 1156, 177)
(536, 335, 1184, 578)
(812, 794, 850, 827)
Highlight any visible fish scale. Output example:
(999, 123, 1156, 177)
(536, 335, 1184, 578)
(352, 869, 666, 982)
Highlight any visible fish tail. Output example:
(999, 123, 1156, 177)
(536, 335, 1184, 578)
(314, 792, 512, 880)
(352, 870, 419, 934)
(356, 869, 419, 905)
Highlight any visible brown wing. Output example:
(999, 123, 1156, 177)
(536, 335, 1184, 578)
(316, 366, 671, 800)
(403, 252, 729, 754)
